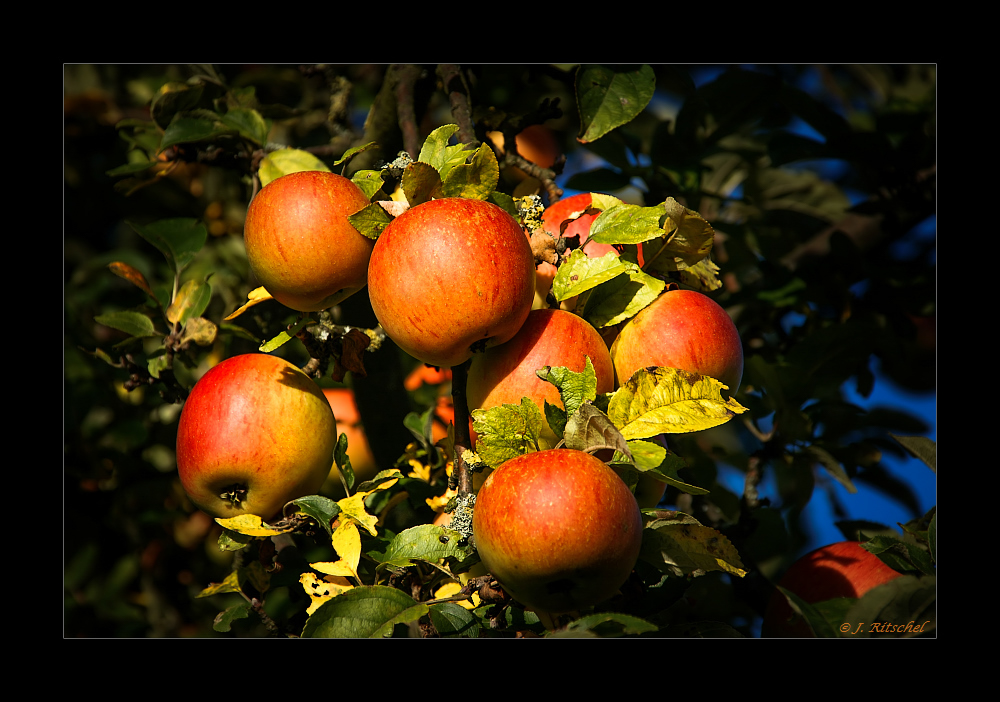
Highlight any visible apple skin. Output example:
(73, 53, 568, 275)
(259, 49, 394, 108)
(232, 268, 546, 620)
(467, 308, 615, 448)
(176, 354, 336, 520)
(244, 171, 374, 312)
(367, 197, 536, 369)
(322, 388, 378, 495)
(761, 541, 905, 637)
(472, 448, 643, 614)
(610, 288, 743, 393)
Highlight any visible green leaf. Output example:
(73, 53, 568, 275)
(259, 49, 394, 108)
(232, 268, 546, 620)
(160, 116, 228, 152)
(94, 310, 159, 338)
(441, 142, 500, 200)
(551, 248, 627, 303)
(212, 602, 251, 633)
(402, 161, 444, 206)
(219, 107, 270, 146)
(616, 440, 708, 496)
(346, 202, 394, 241)
(127, 218, 207, 275)
(301, 585, 428, 638)
(258, 148, 331, 187)
(576, 65, 655, 143)
(547, 612, 658, 638)
(418, 124, 472, 180)
(804, 445, 857, 494)
(471, 399, 546, 468)
(351, 169, 389, 200)
(582, 262, 665, 329)
(428, 602, 480, 638)
(535, 356, 599, 419)
(150, 81, 205, 130)
(166, 278, 212, 326)
(589, 202, 668, 246)
(608, 367, 748, 440)
(890, 434, 936, 473)
(334, 432, 355, 494)
(334, 141, 379, 167)
(288, 495, 341, 539)
(375, 524, 475, 569)
(639, 519, 747, 578)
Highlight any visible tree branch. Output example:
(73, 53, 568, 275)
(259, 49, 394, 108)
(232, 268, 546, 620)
(436, 64, 478, 148)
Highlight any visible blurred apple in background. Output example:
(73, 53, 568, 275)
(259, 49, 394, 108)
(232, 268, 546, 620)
(322, 388, 378, 496)
(761, 541, 906, 637)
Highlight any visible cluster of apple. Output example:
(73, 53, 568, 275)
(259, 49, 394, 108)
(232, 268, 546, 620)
(175, 165, 746, 616)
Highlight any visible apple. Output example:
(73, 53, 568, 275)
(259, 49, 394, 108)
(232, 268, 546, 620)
(761, 541, 905, 637)
(322, 388, 379, 495)
(609, 288, 744, 393)
(467, 308, 615, 448)
(472, 448, 643, 614)
(176, 354, 336, 520)
(243, 170, 374, 312)
(487, 124, 561, 188)
(367, 197, 536, 369)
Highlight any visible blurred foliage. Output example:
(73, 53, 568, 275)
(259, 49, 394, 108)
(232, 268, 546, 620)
(64, 64, 935, 637)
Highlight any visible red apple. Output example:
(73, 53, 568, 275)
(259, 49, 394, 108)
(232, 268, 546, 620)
(610, 288, 743, 393)
(176, 354, 336, 520)
(472, 448, 643, 614)
(367, 197, 536, 369)
(322, 388, 378, 495)
(761, 541, 905, 637)
(243, 170, 374, 312)
(467, 308, 615, 448)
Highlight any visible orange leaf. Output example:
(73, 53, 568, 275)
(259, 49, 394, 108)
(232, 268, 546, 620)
(108, 261, 156, 301)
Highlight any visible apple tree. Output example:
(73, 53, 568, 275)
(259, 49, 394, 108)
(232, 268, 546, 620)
(64, 64, 936, 637)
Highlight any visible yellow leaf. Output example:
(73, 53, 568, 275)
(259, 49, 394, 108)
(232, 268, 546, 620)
(313, 519, 364, 580)
(214, 513, 289, 537)
(196, 570, 242, 598)
(224, 286, 274, 321)
(433, 581, 480, 610)
(609, 367, 748, 439)
(300, 572, 354, 615)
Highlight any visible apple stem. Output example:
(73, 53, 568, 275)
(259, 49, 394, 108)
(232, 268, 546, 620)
(450, 360, 474, 497)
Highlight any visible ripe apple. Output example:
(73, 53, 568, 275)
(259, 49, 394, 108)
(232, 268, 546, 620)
(467, 308, 615, 448)
(176, 353, 336, 520)
(322, 388, 378, 495)
(367, 197, 536, 369)
(487, 124, 561, 186)
(472, 448, 643, 614)
(243, 170, 374, 312)
(609, 288, 743, 393)
(761, 541, 905, 637)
